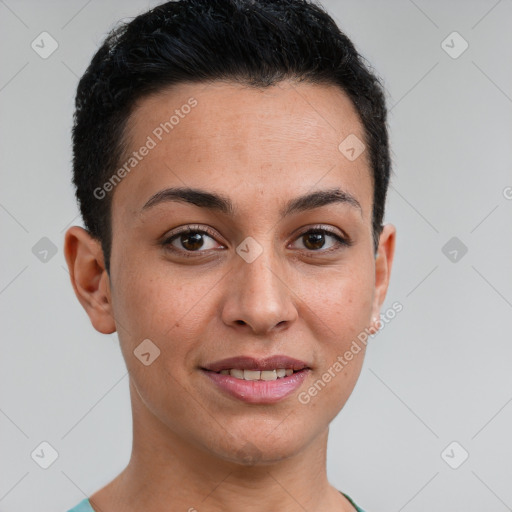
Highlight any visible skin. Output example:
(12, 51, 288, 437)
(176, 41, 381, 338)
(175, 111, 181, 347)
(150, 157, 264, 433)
(64, 79, 395, 512)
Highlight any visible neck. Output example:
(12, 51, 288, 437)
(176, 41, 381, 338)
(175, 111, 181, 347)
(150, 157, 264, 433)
(89, 379, 355, 512)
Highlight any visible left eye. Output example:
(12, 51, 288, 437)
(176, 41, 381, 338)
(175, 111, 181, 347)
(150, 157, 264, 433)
(291, 229, 348, 251)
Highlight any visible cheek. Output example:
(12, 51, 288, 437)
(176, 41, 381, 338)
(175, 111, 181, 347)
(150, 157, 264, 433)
(298, 279, 372, 419)
(297, 261, 374, 403)
(302, 260, 375, 340)
(111, 268, 206, 408)
(330, 275, 374, 334)
(112, 273, 171, 338)
(111, 262, 221, 354)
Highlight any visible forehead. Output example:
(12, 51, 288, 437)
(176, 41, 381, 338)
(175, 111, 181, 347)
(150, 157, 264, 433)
(112, 79, 372, 222)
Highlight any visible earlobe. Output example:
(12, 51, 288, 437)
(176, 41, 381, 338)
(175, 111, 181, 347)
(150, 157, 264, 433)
(64, 226, 116, 334)
(370, 223, 396, 332)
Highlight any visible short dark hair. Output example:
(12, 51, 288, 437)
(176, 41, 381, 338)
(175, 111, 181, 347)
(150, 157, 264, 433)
(72, 0, 391, 273)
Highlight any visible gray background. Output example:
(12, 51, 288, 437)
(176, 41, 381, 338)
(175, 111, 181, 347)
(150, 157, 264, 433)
(1, 0, 511, 511)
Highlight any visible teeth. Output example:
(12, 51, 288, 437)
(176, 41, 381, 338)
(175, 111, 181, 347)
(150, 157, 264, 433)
(216, 368, 298, 380)
(260, 370, 277, 381)
(230, 369, 244, 379)
(244, 369, 261, 381)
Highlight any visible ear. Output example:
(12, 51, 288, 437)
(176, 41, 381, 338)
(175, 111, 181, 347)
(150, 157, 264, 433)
(64, 226, 116, 334)
(369, 223, 396, 333)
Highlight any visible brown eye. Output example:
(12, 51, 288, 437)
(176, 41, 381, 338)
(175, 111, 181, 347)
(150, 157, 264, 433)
(180, 232, 206, 251)
(292, 228, 350, 252)
(162, 227, 222, 254)
(302, 232, 326, 250)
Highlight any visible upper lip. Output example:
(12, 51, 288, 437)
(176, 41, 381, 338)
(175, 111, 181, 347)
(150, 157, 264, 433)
(202, 355, 310, 372)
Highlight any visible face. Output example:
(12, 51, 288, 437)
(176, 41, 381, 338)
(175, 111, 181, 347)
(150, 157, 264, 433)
(67, 79, 395, 464)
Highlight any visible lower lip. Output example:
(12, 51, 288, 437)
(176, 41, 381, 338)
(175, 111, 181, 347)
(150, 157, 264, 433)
(201, 369, 310, 404)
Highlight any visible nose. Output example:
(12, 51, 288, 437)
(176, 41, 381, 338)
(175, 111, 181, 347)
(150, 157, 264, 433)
(221, 243, 298, 335)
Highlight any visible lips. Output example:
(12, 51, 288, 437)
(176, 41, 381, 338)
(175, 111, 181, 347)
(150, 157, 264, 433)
(200, 355, 311, 403)
(201, 355, 310, 373)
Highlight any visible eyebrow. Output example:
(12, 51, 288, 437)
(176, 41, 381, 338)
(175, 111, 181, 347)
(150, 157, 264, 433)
(141, 186, 362, 218)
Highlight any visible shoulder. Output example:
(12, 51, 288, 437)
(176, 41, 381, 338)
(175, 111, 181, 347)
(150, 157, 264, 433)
(65, 497, 96, 512)
(340, 491, 369, 512)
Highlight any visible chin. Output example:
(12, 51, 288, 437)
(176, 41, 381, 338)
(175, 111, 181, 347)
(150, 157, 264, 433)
(210, 430, 312, 467)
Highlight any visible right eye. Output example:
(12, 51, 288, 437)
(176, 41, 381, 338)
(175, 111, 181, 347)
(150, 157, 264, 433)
(161, 225, 225, 256)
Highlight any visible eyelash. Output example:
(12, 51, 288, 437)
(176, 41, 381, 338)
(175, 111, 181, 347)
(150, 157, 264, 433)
(161, 224, 352, 258)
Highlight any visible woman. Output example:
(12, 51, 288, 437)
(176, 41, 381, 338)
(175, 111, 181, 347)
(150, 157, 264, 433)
(64, 1, 395, 510)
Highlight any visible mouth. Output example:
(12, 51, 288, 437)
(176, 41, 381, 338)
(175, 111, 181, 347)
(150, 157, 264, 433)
(200, 355, 311, 403)
(202, 355, 310, 373)
(203, 368, 302, 381)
